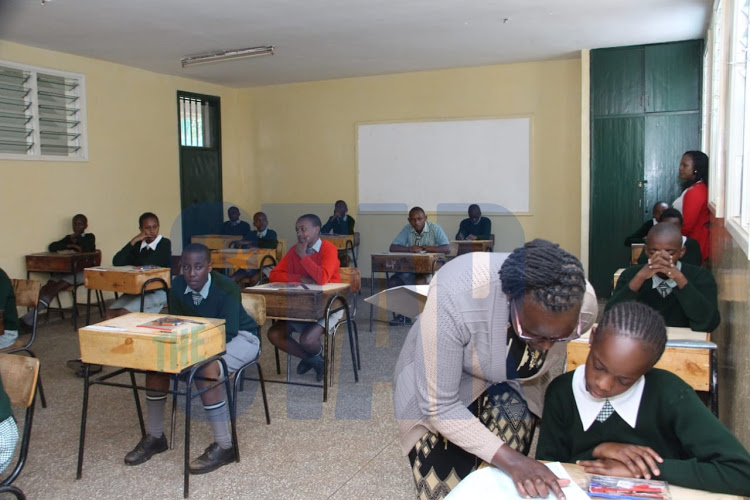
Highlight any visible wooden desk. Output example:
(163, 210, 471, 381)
(84, 266, 171, 324)
(321, 234, 360, 267)
(450, 239, 493, 256)
(190, 234, 243, 250)
(566, 326, 718, 414)
(631, 243, 645, 265)
(209, 248, 277, 271)
(76, 312, 231, 498)
(369, 252, 444, 328)
(242, 282, 356, 401)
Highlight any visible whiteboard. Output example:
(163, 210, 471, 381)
(357, 118, 530, 213)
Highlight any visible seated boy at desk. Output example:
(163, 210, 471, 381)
(455, 204, 491, 241)
(607, 223, 719, 332)
(624, 201, 669, 246)
(0, 268, 19, 350)
(321, 200, 355, 235)
(267, 214, 341, 381)
(636, 208, 702, 267)
(124, 243, 259, 473)
(221, 206, 251, 237)
(20, 214, 95, 327)
(537, 302, 750, 496)
(229, 212, 278, 286)
(106, 212, 171, 319)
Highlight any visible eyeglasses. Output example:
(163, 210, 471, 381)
(510, 301, 582, 343)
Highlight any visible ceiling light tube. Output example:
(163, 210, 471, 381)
(181, 46, 275, 67)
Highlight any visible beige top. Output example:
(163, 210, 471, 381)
(393, 252, 597, 463)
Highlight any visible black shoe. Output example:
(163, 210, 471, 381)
(124, 434, 168, 466)
(306, 353, 324, 382)
(189, 442, 236, 475)
(389, 314, 412, 326)
(296, 357, 313, 375)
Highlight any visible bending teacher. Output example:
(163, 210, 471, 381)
(393, 239, 596, 499)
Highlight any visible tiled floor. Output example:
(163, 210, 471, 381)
(6, 305, 417, 499)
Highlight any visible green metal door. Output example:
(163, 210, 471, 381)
(643, 113, 702, 217)
(177, 92, 223, 248)
(590, 116, 645, 297)
(645, 41, 703, 113)
(591, 47, 645, 116)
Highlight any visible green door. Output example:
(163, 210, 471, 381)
(177, 92, 223, 248)
(645, 41, 703, 113)
(643, 113, 702, 216)
(590, 116, 645, 297)
(591, 47, 645, 116)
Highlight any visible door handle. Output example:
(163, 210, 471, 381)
(637, 180, 648, 188)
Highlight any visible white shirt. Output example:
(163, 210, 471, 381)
(651, 261, 682, 297)
(572, 365, 645, 431)
(139, 234, 163, 251)
(257, 228, 267, 238)
(305, 237, 322, 254)
(184, 273, 212, 300)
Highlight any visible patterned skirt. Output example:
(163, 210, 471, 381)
(407, 382, 537, 500)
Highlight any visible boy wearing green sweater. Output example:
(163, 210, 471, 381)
(607, 222, 719, 331)
(537, 302, 750, 496)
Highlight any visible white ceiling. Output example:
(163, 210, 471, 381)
(0, 0, 711, 87)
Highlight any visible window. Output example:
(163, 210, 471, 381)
(178, 95, 214, 148)
(707, 0, 727, 216)
(0, 60, 87, 160)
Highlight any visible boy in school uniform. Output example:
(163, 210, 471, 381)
(221, 206, 251, 237)
(245, 212, 278, 250)
(106, 212, 171, 319)
(267, 214, 341, 381)
(321, 200, 355, 235)
(607, 222, 719, 332)
(124, 243, 259, 473)
(537, 302, 750, 496)
(455, 204, 492, 241)
(636, 208, 702, 267)
(20, 214, 96, 327)
(623, 201, 669, 246)
(0, 268, 19, 350)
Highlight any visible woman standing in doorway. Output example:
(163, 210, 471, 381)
(673, 151, 710, 263)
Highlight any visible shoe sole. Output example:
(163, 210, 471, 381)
(189, 456, 236, 475)
(124, 443, 168, 466)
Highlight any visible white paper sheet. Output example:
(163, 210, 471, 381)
(364, 285, 430, 318)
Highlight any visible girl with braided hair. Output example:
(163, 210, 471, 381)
(393, 239, 597, 499)
(537, 302, 750, 496)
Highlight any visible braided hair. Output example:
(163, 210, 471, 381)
(598, 302, 667, 364)
(499, 239, 585, 311)
(683, 150, 709, 187)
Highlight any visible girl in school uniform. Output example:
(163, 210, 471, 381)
(537, 301, 750, 496)
(672, 151, 710, 263)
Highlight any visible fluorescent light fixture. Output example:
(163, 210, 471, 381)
(181, 46, 274, 67)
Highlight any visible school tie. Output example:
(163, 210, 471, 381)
(191, 291, 202, 306)
(596, 400, 615, 422)
(657, 281, 671, 298)
(306, 248, 316, 256)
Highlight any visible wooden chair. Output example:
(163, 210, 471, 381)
(1, 279, 46, 408)
(275, 239, 286, 262)
(0, 354, 40, 500)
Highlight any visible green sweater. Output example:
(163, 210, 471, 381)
(537, 369, 750, 496)
(606, 263, 720, 332)
(112, 237, 171, 268)
(48, 232, 96, 253)
(0, 375, 11, 423)
(0, 268, 18, 332)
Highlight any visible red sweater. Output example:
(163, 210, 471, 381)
(269, 239, 341, 285)
(681, 181, 710, 262)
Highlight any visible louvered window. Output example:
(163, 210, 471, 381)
(0, 61, 87, 160)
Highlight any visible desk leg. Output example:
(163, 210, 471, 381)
(76, 364, 91, 479)
(710, 349, 719, 418)
(344, 302, 359, 382)
(129, 370, 145, 437)
(323, 316, 329, 403)
(369, 270, 374, 331)
(86, 289, 92, 326)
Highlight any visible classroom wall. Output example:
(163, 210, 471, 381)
(245, 58, 583, 275)
(710, 217, 750, 448)
(0, 41, 252, 279)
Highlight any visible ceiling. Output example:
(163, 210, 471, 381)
(0, 0, 711, 88)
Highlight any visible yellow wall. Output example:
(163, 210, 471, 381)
(0, 41, 250, 279)
(246, 59, 583, 273)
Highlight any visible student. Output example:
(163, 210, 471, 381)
(124, 244, 259, 473)
(0, 268, 19, 350)
(267, 214, 341, 381)
(0, 373, 18, 475)
(221, 206, 251, 237)
(20, 214, 96, 327)
(245, 212, 278, 250)
(388, 207, 450, 324)
(107, 212, 171, 318)
(608, 223, 719, 332)
(636, 208, 702, 267)
(623, 201, 669, 246)
(321, 200, 355, 235)
(455, 204, 491, 241)
(537, 302, 750, 496)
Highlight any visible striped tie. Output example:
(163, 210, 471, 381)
(306, 248, 316, 256)
(596, 400, 615, 422)
(657, 281, 671, 298)
(192, 291, 202, 306)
